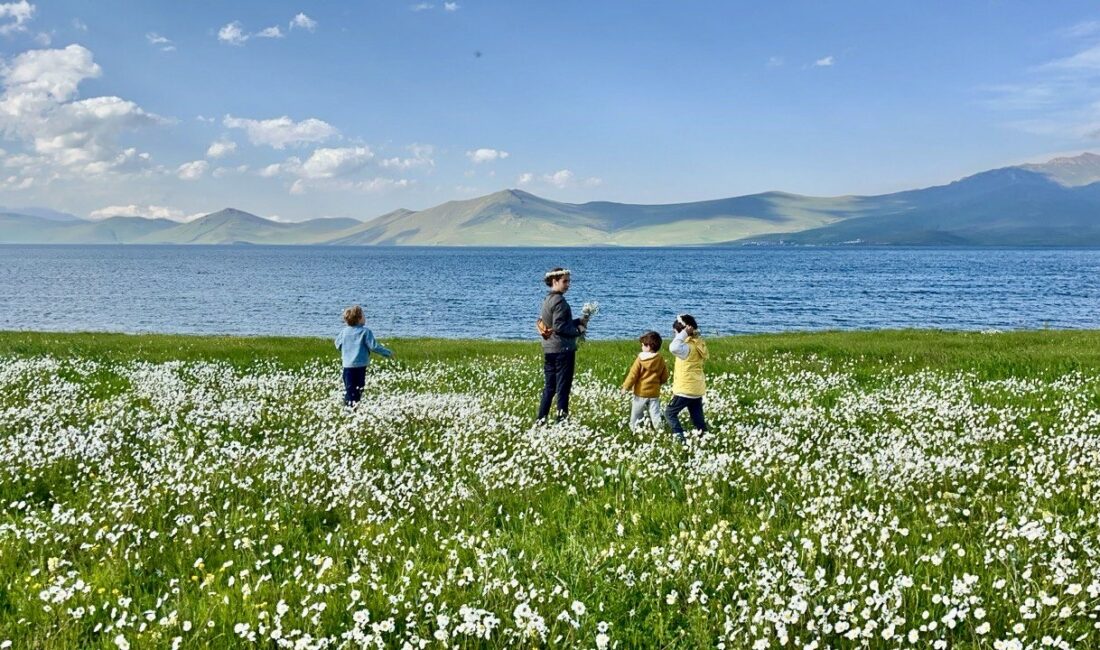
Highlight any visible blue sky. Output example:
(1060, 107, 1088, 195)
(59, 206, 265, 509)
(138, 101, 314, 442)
(1, 1, 1099, 221)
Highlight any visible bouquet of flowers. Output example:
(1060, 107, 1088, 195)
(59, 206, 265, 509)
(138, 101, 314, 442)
(579, 301, 599, 343)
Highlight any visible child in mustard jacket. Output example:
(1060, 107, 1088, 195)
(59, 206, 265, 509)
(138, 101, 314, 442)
(621, 330, 670, 430)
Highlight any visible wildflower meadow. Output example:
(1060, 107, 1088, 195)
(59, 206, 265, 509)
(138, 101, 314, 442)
(1, 330, 1099, 649)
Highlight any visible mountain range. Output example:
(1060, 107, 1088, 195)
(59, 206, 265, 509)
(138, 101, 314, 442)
(3, 153, 1100, 246)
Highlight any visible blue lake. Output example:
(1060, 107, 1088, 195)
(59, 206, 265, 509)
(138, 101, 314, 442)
(1, 245, 1098, 339)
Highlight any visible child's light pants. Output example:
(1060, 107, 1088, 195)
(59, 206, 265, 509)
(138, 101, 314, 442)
(629, 396, 664, 430)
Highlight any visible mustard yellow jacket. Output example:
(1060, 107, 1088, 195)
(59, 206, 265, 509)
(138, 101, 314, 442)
(670, 334, 708, 397)
(622, 353, 670, 398)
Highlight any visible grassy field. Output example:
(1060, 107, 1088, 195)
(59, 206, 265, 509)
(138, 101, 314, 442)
(1, 329, 1099, 648)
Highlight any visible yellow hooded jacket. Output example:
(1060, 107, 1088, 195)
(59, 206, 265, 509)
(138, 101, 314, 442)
(671, 335, 708, 397)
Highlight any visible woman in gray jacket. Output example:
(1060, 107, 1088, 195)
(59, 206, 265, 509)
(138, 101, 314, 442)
(536, 267, 589, 422)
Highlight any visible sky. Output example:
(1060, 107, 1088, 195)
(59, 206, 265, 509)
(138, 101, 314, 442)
(1, 1, 1100, 222)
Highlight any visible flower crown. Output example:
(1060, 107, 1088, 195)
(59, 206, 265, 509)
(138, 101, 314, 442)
(544, 269, 572, 280)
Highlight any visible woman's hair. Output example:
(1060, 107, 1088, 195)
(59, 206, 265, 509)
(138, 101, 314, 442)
(639, 330, 662, 350)
(673, 313, 700, 334)
(544, 267, 571, 287)
(343, 305, 365, 326)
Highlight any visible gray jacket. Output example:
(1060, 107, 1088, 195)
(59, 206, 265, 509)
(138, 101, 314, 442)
(540, 291, 585, 353)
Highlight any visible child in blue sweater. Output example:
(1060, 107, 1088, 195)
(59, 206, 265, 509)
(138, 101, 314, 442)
(335, 305, 393, 406)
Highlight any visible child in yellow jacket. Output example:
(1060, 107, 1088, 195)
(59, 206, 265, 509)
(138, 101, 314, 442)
(621, 330, 670, 430)
(666, 314, 708, 441)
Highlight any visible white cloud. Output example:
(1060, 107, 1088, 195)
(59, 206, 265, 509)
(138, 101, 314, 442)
(544, 169, 573, 188)
(0, 44, 100, 110)
(145, 32, 175, 51)
(0, 45, 164, 177)
(258, 160, 289, 177)
(381, 143, 434, 170)
(355, 177, 410, 192)
(255, 26, 284, 39)
(813, 55, 834, 67)
(0, 1, 34, 35)
(217, 21, 248, 46)
(1060, 20, 1100, 39)
(0, 173, 33, 189)
(985, 26, 1100, 141)
(221, 15, 315, 45)
(300, 146, 373, 178)
(195, 115, 216, 123)
(71, 18, 87, 32)
(411, 3, 433, 11)
(466, 147, 509, 164)
(223, 114, 338, 149)
(212, 163, 249, 178)
(289, 13, 317, 32)
(261, 146, 418, 195)
(88, 203, 193, 220)
(767, 56, 784, 68)
(1040, 43, 1100, 71)
(206, 139, 237, 158)
(444, 2, 459, 11)
(32, 30, 49, 46)
(177, 160, 208, 180)
(516, 169, 599, 189)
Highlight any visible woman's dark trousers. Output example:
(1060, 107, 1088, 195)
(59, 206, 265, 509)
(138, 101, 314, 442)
(537, 350, 576, 422)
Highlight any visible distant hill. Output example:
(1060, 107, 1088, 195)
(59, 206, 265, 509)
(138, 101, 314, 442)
(0, 206, 82, 222)
(741, 160, 1100, 246)
(3, 152, 1100, 246)
(329, 189, 860, 246)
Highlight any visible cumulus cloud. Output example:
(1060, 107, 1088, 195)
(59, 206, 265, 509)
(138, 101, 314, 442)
(516, 169, 600, 189)
(259, 144, 418, 195)
(0, 1, 34, 36)
(223, 114, 338, 149)
(206, 139, 237, 158)
(381, 143, 434, 170)
(255, 26, 284, 39)
(220, 15, 315, 45)
(212, 163, 249, 178)
(177, 159, 208, 180)
(813, 55, 834, 67)
(88, 203, 195, 220)
(217, 21, 248, 46)
(290, 13, 317, 32)
(299, 146, 373, 178)
(544, 169, 573, 187)
(0, 45, 164, 177)
(444, 2, 459, 11)
(466, 147, 509, 164)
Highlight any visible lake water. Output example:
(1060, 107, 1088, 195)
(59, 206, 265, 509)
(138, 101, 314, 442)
(1, 245, 1098, 339)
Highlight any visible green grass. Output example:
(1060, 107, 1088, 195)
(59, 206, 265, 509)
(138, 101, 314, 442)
(1, 329, 1099, 648)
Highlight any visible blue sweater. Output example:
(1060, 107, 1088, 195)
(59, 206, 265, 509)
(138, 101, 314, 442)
(335, 325, 393, 368)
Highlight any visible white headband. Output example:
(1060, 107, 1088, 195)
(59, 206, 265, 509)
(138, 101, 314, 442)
(545, 269, 571, 280)
(676, 314, 687, 326)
